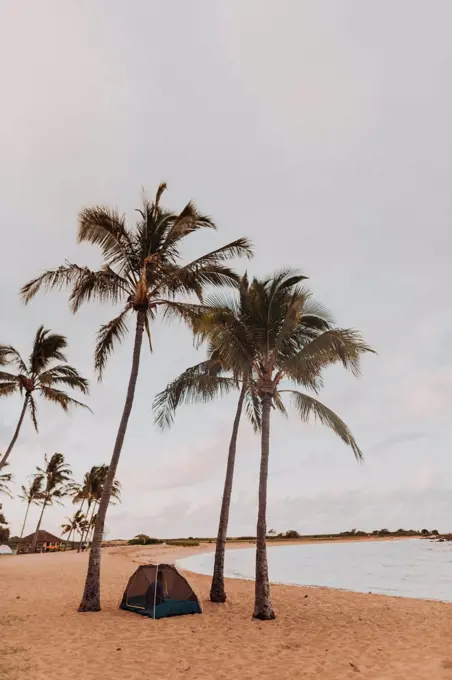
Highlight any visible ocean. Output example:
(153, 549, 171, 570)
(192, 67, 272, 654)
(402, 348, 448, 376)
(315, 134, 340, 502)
(177, 538, 452, 601)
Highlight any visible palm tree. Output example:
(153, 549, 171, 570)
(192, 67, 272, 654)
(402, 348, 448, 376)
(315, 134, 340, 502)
(153, 273, 329, 602)
(31, 453, 72, 552)
(18, 475, 44, 540)
(70, 465, 121, 550)
(21, 183, 252, 611)
(0, 327, 90, 470)
(153, 272, 338, 602)
(236, 271, 373, 619)
(62, 510, 88, 549)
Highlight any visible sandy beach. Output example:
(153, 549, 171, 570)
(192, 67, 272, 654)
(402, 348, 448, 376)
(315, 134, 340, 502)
(2, 542, 452, 680)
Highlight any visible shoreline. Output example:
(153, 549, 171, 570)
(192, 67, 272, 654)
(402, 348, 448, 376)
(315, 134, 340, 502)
(2, 541, 452, 679)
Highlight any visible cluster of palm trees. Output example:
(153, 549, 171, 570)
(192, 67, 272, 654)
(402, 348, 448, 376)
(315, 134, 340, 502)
(1, 183, 373, 621)
(14, 456, 121, 553)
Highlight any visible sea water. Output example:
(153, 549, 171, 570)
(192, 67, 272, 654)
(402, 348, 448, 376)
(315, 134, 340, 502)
(177, 539, 452, 602)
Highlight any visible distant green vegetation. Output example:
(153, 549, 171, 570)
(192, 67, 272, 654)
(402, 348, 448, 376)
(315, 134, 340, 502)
(127, 535, 200, 547)
(166, 539, 200, 547)
(126, 528, 440, 548)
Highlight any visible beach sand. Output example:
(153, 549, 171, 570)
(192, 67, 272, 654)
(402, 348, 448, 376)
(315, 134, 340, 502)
(2, 542, 452, 680)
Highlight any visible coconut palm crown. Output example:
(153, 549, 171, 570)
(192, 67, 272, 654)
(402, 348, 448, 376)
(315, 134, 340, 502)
(0, 327, 90, 470)
(21, 183, 253, 380)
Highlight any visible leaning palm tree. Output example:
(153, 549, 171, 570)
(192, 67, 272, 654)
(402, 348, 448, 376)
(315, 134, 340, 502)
(153, 273, 332, 602)
(61, 510, 88, 549)
(21, 182, 252, 611)
(0, 327, 90, 470)
(31, 453, 72, 552)
(232, 271, 373, 619)
(18, 475, 44, 540)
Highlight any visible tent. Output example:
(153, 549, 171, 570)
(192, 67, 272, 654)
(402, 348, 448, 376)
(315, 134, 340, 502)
(0, 545, 12, 555)
(120, 564, 201, 619)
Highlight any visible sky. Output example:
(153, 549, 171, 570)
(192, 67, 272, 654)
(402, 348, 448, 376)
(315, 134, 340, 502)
(1, 1, 451, 539)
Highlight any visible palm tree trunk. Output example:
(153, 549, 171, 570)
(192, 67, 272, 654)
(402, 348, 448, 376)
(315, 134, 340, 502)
(87, 502, 97, 546)
(65, 528, 73, 551)
(253, 394, 275, 620)
(210, 383, 246, 603)
(78, 311, 145, 612)
(78, 501, 91, 552)
(31, 498, 48, 553)
(19, 501, 31, 540)
(0, 395, 29, 470)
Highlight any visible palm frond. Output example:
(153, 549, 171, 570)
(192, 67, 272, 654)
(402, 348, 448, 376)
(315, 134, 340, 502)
(163, 201, 216, 248)
(0, 472, 13, 497)
(0, 345, 27, 373)
(0, 382, 19, 397)
(69, 266, 131, 313)
(78, 206, 135, 271)
(0, 371, 19, 382)
(40, 386, 92, 413)
(38, 365, 89, 394)
(28, 395, 39, 432)
(157, 300, 209, 330)
(282, 328, 375, 382)
(153, 361, 236, 429)
(94, 308, 131, 380)
(244, 385, 262, 432)
(143, 313, 153, 352)
(274, 391, 288, 418)
(282, 389, 363, 461)
(30, 327, 68, 374)
(20, 263, 89, 304)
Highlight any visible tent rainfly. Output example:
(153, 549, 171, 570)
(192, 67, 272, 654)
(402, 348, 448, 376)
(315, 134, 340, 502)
(120, 564, 201, 619)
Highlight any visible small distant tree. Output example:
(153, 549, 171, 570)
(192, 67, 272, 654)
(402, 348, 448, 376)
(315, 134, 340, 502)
(0, 507, 9, 543)
(431, 529, 439, 536)
(421, 529, 429, 536)
(284, 530, 300, 539)
(135, 533, 151, 545)
(378, 529, 390, 536)
(267, 529, 277, 537)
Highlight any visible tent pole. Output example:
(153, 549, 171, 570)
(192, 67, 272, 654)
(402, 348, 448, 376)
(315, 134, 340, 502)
(153, 564, 159, 619)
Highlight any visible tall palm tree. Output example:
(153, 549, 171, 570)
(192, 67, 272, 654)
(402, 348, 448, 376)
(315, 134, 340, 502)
(18, 475, 44, 540)
(153, 273, 332, 602)
(62, 509, 88, 548)
(0, 327, 90, 470)
(31, 453, 72, 552)
(234, 271, 373, 619)
(21, 183, 252, 611)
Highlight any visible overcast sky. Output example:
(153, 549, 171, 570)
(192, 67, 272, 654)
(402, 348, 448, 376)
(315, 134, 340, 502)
(1, 1, 451, 539)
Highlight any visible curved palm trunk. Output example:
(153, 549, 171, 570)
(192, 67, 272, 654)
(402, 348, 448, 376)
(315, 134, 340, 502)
(253, 395, 275, 620)
(210, 383, 247, 603)
(19, 501, 31, 540)
(31, 498, 48, 553)
(0, 395, 29, 470)
(78, 312, 145, 612)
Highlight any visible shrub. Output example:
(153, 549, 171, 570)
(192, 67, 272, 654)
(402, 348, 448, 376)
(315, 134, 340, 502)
(166, 540, 200, 547)
(283, 530, 300, 539)
(128, 535, 163, 545)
